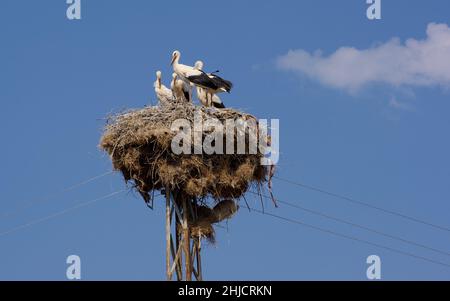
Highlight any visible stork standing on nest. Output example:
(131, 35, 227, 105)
(170, 50, 232, 107)
(194, 61, 226, 108)
(194, 60, 232, 95)
(171, 73, 191, 102)
(154, 70, 173, 106)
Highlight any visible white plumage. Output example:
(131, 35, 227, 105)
(171, 73, 190, 102)
(170, 50, 203, 81)
(154, 70, 173, 106)
(171, 50, 232, 96)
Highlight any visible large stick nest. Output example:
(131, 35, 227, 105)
(100, 101, 268, 203)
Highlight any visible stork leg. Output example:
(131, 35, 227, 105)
(207, 92, 213, 107)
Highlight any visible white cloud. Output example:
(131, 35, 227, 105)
(277, 23, 450, 93)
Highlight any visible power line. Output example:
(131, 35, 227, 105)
(274, 176, 450, 233)
(247, 190, 450, 258)
(0, 189, 126, 238)
(64, 171, 114, 191)
(246, 207, 450, 269)
(0, 170, 114, 220)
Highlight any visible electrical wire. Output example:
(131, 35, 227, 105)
(247, 190, 450, 257)
(0, 189, 126, 238)
(0, 171, 114, 220)
(246, 206, 450, 269)
(274, 176, 450, 233)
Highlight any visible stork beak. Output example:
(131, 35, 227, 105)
(170, 55, 176, 66)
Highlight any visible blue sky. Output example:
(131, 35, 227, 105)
(1, 0, 450, 280)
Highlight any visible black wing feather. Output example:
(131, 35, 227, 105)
(183, 90, 190, 102)
(187, 73, 218, 90)
(209, 74, 233, 92)
(213, 101, 225, 109)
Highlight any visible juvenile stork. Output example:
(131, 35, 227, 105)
(171, 73, 190, 102)
(154, 70, 173, 105)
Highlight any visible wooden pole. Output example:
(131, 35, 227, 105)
(175, 219, 183, 279)
(170, 237, 183, 279)
(172, 195, 184, 280)
(170, 235, 182, 280)
(182, 197, 192, 281)
(165, 188, 171, 280)
(196, 237, 203, 281)
(164, 192, 203, 281)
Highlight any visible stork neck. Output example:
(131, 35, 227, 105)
(173, 55, 180, 68)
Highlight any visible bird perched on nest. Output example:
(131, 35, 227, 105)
(194, 61, 225, 108)
(154, 70, 173, 106)
(170, 72, 191, 102)
(170, 50, 232, 108)
(193, 60, 232, 94)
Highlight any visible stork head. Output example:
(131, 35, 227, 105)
(171, 50, 180, 66)
(194, 60, 204, 70)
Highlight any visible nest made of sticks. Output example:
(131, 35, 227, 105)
(100, 101, 268, 203)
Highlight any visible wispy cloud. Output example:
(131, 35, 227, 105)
(277, 23, 450, 93)
(388, 97, 415, 111)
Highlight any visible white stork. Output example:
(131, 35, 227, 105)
(170, 73, 190, 102)
(170, 50, 233, 96)
(154, 70, 173, 105)
(196, 86, 225, 108)
(194, 60, 232, 94)
(193, 61, 226, 108)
